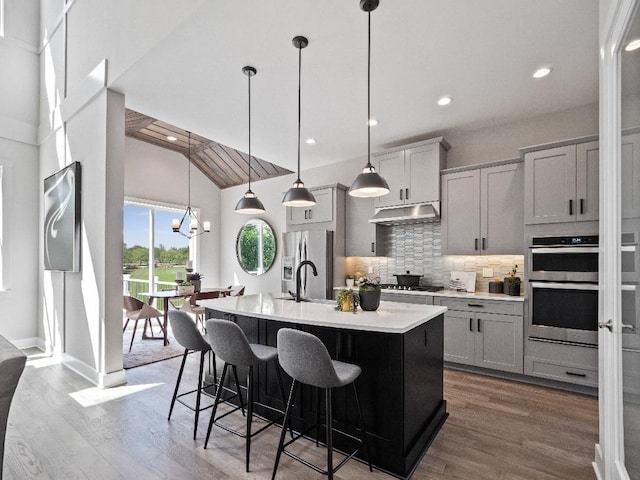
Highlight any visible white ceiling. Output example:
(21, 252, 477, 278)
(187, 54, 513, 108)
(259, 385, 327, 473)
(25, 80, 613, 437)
(111, 0, 599, 174)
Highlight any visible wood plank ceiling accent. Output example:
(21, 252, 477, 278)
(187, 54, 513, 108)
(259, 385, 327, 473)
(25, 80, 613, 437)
(125, 108, 292, 189)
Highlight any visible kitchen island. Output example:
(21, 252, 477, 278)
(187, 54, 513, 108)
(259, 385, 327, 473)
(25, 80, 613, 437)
(200, 294, 447, 479)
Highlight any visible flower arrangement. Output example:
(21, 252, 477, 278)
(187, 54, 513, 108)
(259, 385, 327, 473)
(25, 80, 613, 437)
(505, 265, 521, 287)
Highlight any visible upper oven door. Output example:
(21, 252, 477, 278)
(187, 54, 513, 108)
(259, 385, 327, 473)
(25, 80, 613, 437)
(529, 246, 599, 282)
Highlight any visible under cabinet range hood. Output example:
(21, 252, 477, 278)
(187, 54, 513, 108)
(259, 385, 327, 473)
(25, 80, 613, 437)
(369, 202, 440, 225)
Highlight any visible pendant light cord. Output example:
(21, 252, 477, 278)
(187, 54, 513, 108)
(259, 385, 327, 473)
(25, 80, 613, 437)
(367, 9, 372, 169)
(247, 71, 252, 191)
(187, 131, 192, 208)
(297, 44, 302, 183)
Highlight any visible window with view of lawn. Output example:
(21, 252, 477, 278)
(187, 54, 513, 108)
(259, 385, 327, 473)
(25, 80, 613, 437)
(123, 201, 192, 303)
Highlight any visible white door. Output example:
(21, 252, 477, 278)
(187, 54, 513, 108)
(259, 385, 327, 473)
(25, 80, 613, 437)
(597, 1, 640, 479)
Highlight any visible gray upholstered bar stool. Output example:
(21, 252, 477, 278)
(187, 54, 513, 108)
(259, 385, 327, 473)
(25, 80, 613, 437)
(273, 328, 372, 480)
(167, 310, 216, 440)
(204, 318, 288, 472)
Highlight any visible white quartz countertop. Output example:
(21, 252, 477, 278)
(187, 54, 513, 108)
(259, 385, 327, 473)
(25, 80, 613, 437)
(199, 293, 447, 334)
(335, 286, 524, 302)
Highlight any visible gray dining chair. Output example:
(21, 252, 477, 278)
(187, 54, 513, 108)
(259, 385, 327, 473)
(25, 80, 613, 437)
(272, 328, 372, 480)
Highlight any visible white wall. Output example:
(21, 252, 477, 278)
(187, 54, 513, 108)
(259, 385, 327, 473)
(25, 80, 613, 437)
(124, 137, 222, 286)
(0, 0, 41, 346)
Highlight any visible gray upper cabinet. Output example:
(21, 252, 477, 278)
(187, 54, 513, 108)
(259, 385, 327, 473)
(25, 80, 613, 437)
(622, 132, 640, 219)
(442, 162, 524, 255)
(374, 139, 448, 209)
(524, 141, 598, 224)
(346, 196, 385, 256)
(287, 187, 333, 226)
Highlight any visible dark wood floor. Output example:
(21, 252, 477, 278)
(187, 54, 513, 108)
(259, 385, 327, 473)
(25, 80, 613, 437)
(4, 351, 597, 479)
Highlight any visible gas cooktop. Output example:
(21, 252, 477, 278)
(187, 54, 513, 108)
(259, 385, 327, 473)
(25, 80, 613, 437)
(380, 284, 445, 292)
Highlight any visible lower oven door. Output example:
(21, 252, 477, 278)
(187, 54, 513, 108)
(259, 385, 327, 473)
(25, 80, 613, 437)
(528, 282, 598, 345)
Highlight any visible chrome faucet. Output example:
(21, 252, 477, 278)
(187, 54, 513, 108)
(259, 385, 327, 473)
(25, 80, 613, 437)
(295, 260, 318, 302)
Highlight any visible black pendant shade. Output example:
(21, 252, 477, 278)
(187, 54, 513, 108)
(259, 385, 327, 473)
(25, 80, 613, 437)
(348, 0, 390, 198)
(283, 35, 316, 208)
(236, 65, 266, 214)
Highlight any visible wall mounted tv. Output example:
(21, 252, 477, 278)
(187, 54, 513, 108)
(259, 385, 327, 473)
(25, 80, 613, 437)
(43, 162, 81, 272)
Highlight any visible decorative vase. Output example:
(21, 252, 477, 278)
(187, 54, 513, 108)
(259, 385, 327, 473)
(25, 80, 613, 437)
(178, 285, 195, 295)
(507, 282, 521, 296)
(346, 278, 355, 288)
(359, 289, 381, 311)
(341, 299, 355, 312)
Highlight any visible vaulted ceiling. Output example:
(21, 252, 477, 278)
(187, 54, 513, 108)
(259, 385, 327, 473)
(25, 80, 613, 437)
(112, 0, 599, 175)
(125, 109, 292, 189)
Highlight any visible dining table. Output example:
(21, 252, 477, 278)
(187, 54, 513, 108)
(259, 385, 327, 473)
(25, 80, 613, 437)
(140, 287, 232, 345)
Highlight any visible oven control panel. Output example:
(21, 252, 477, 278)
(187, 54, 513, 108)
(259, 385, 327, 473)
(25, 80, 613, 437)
(531, 235, 598, 246)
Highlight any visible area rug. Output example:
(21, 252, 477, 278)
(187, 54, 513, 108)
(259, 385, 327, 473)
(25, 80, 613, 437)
(122, 325, 185, 369)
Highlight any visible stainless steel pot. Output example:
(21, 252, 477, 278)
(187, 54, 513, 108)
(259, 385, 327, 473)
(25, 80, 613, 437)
(393, 271, 423, 287)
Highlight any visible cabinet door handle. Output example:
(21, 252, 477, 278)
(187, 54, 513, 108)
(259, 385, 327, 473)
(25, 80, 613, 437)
(580, 198, 584, 214)
(477, 318, 481, 332)
(304, 209, 308, 220)
(308, 209, 312, 219)
(569, 199, 573, 215)
(566, 371, 587, 378)
(469, 318, 473, 332)
(400, 189, 403, 200)
(424, 330, 428, 347)
(405, 188, 409, 200)
(474, 238, 479, 250)
(467, 303, 484, 308)
(482, 237, 486, 250)
(371, 242, 375, 253)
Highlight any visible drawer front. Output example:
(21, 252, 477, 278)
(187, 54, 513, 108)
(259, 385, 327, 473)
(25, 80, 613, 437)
(524, 356, 598, 387)
(437, 297, 523, 315)
(380, 293, 428, 305)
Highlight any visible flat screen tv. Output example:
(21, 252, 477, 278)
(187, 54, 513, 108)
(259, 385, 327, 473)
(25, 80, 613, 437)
(43, 162, 81, 272)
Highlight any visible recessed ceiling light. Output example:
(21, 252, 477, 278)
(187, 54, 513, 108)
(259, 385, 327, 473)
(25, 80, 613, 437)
(437, 96, 453, 106)
(167, 135, 177, 141)
(533, 66, 552, 79)
(625, 39, 640, 52)
(368, 118, 379, 126)
(305, 138, 316, 144)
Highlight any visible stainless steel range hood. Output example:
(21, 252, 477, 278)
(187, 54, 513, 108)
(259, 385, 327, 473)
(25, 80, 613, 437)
(369, 202, 440, 225)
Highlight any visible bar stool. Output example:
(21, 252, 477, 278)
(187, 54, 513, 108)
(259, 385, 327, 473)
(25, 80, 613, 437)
(167, 310, 216, 440)
(273, 328, 372, 480)
(204, 318, 289, 472)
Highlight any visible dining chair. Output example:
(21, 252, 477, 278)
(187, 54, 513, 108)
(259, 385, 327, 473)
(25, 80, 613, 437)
(181, 291, 220, 331)
(123, 295, 165, 352)
(227, 285, 245, 296)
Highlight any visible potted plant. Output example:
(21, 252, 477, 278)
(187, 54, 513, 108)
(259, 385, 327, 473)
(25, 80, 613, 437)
(336, 288, 358, 312)
(177, 281, 195, 296)
(359, 279, 382, 311)
(186, 272, 203, 292)
(505, 265, 521, 296)
(345, 274, 355, 288)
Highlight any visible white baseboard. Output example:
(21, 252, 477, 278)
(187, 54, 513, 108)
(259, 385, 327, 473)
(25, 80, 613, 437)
(9, 337, 42, 350)
(62, 354, 127, 388)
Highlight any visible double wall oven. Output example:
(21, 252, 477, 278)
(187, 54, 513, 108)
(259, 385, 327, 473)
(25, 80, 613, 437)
(527, 234, 639, 347)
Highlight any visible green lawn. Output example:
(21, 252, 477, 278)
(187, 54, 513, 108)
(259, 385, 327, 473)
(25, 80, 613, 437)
(126, 267, 183, 283)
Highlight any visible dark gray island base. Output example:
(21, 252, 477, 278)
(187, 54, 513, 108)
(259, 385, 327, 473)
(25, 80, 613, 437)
(202, 296, 447, 479)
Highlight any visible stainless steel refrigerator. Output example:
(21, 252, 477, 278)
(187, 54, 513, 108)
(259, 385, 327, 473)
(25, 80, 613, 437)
(281, 230, 334, 299)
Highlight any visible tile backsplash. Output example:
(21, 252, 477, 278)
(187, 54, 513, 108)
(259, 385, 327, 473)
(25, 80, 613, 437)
(346, 222, 524, 292)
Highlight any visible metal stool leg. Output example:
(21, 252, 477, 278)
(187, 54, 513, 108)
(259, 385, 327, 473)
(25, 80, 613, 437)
(245, 366, 254, 472)
(272, 380, 297, 480)
(273, 360, 294, 438)
(193, 350, 206, 440)
(168, 348, 189, 421)
(326, 388, 333, 480)
(204, 363, 229, 449)
(352, 382, 372, 472)
(231, 365, 246, 416)
(315, 387, 321, 447)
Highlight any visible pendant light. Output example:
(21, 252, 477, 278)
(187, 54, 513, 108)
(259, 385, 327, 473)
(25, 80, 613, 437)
(348, 0, 390, 198)
(172, 131, 211, 238)
(282, 35, 316, 207)
(235, 66, 266, 214)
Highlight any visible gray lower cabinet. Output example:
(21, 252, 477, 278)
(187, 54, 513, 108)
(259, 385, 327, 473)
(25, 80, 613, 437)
(435, 297, 524, 374)
(524, 339, 598, 387)
(380, 292, 432, 305)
